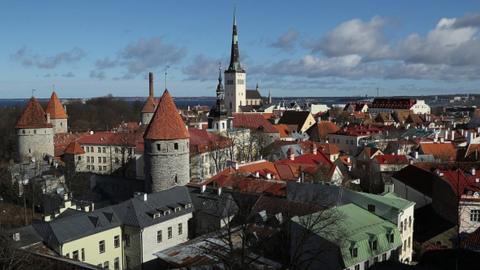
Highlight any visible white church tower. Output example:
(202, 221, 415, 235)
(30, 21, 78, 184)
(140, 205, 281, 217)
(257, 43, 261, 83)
(224, 13, 246, 114)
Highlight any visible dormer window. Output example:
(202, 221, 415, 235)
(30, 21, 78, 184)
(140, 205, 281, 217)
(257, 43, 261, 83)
(174, 207, 181, 212)
(387, 231, 394, 243)
(350, 247, 358, 257)
(370, 239, 378, 251)
(153, 212, 161, 219)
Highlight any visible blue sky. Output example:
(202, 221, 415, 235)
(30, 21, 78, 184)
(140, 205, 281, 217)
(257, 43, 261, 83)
(1, 0, 480, 98)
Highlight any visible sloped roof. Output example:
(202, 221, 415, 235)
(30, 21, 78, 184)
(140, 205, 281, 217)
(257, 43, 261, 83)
(392, 165, 437, 197)
(374, 154, 409, 165)
(419, 142, 457, 161)
(189, 128, 231, 154)
(316, 121, 340, 139)
(141, 96, 157, 113)
(144, 90, 189, 140)
(293, 203, 401, 268)
(246, 89, 262, 99)
(78, 131, 140, 146)
(15, 97, 53, 129)
(112, 186, 193, 228)
(232, 113, 278, 133)
(278, 111, 311, 128)
(63, 141, 85, 155)
(45, 91, 68, 119)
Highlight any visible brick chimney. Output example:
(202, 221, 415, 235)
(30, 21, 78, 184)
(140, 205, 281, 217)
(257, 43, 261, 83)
(149, 72, 154, 97)
(312, 143, 317, 155)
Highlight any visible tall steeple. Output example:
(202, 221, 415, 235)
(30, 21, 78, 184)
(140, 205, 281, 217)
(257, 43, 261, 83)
(227, 10, 244, 72)
(210, 67, 227, 118)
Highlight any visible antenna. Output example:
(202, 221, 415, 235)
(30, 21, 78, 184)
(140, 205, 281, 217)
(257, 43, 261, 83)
(164, 65, 170, 90)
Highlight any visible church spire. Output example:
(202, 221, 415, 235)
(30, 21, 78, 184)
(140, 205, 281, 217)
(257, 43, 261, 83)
(227, 10, 244, 72)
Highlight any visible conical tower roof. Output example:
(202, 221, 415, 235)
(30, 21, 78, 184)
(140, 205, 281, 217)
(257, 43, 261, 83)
(45, 91, 68, 119)
(141, 96, 157, 113)
(144, 90, 189, 140)
(15, 97, 53, 129)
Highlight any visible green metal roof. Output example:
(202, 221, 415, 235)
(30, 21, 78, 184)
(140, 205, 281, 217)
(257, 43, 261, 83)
(293, 204, 401, 268)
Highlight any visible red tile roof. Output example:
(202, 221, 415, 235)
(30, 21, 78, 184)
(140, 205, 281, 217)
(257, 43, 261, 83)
(333, 124, 381, 136)
(317, 143, 340, 155)
(233, 113, 278, 133)
(440, 169, 480, 196)
(419, 142, 457, 161)
(371, 98, 416, 109)
(144, 90, 189, 140)
(315, 121, 340, 139)
(45, 91, 68, 119)
(54, 132, 87, 157)
(141, 96, 157, 113)
(374, 154, 409, 164)
(189, 128, 231, 154)
(78, 131, 140, 146)
(273, 124, 291, 138)
(15, 97, 53, 129)
(63, 141, 85, 155)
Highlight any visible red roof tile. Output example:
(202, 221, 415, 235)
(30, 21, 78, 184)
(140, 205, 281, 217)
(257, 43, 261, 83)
(15, 97, 53, 129)
(189, 128, 232, 154)
(419, 142, 457, 161)
(141, 96, 157, 113)
(374, 154, 409, 164)
(45, 91, 67, 119)
(63, 141, 85, 155)
(144, 90, 189, 140)
(78, 131, 140, 146)
(233, 113, 278, 133)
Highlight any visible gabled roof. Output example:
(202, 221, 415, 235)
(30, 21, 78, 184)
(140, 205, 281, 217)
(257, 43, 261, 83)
(141, 96, 157, 113)
(112, 186, 193, 228)
(45, 91, 68, 119)
(63, 141, 85, 155)
(246, 89, 262, 99)
(278, 111, 311, 128)
(293, 203, 401, 268)
(313, 121, 340, 139)
(144, 90, 189, 140)
(374, 154, 409, 165)
(15, 97, 53, 129)
(232, 113, 278, 133)
(392, 165, 437, 197)
(419, 142, 457, 161)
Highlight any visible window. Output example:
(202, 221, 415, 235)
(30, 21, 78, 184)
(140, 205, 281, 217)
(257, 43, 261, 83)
(103, 261, 109, 269)
(387, 233, 394, 243)
(103, 166, 107, 171)
(98, 157, 101, 163)
(409, 216, 412, 228)
(400, 221, 403, 233)
(364, 261, 370, 269)
(115, 147, 119, 154)
(168, 226, 172, 239)
(114, 257, 119, 270)
(81, 248, 85, 261)
(99, 240, 105, 253)
(227, 80, 234, 85)
(354, 265, 360, 270)
(102, 147, 106, 153)
(102, 157, 106, 163)
(87, 165, 90, 170)
(66, 253, 70, 258)
(351, 247, 358, 257)
(157, 230, 162, 243)
(77, 156, 81, 161)
(87, 156, 90, 163)
(174, 143, 179, 150)
(408, 236, 411, 248)
(114, 235, 120, 248)
(237, 79, 244, 84)
(470, 209, 480, 222)
(178, 223, 183, 235)
(403, 240, 407, 251)
(124, 234, 130, 247)
(72, 250, 79, 260)
(370, 239, 378, 251)
(115, 158, 119, 164)
(98, 147, 101, 153)
(157, 144, 160, 151)
(382, 253, 387, 261)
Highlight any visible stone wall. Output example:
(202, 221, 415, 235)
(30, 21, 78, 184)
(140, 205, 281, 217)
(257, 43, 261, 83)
(144, 138, 190, 193)
(16, 127, 54, 161)
(51, 118, 68, 134)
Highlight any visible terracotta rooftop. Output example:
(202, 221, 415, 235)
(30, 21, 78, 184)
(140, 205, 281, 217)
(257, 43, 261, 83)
(371, 98, 416, 109)
(45, 91, 67, 119)
(374, 154, 409, 165)
(78, 131, 140, 146)
(141, 96, 157, 113)
(144, 90, 189, 140)
(15, 97, 53, 129)
(419, 142, 457, 161)
(63, 141, 85, 155)
(332, 124, 381, 136)
(189, 128, 231, 154)
(316, 121, 340, 139)
(232, 113, 278, 133)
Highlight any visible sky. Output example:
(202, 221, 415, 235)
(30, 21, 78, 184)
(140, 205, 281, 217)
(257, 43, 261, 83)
(1, 0, 480, 98)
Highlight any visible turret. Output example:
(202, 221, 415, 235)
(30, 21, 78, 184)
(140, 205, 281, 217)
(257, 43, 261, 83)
(208, 67, 230, 132)
(15, 97, 54, 161)
(144, 90, 190, 192)
(45, 91, 68, 134)
(141, 72, 158, 125)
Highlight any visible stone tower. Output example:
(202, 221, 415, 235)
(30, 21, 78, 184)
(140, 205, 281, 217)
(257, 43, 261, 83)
(45, 91, 68, 134)
(141, 72, 158, 126)
(144, 90, 190, 193)
(208, 68, 231, 132)
(63, 141, 85, 178)
(224, 13, 246, 114)
(15, 97, 54, 161)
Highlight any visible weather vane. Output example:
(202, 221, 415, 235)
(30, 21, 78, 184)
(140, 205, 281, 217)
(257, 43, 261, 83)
(164, 65, 170, 90)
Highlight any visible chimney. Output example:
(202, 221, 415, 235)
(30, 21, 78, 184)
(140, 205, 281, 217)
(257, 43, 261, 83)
(414, 151, 419, 159)
(266, 173, 272, 180)
(46, 113, 51, 123)
(469, 132, 475, 144)
(312, 144, 317, 155)
(451, 130, 455, 141)
(288, 148, 295, 160)
(255, 171, 260, 178)
(472, 168, 477, 176)
(148, 72, 154, 97)
(201, 184, 206, 193)
(347, 156, 351, 163)
(217, 187, 222, 196)
(440, 137, 444, 143)
(143, 193, 147, 201)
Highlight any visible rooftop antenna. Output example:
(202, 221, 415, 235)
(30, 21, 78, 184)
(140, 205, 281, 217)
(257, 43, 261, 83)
(164, 65, 170, 90)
